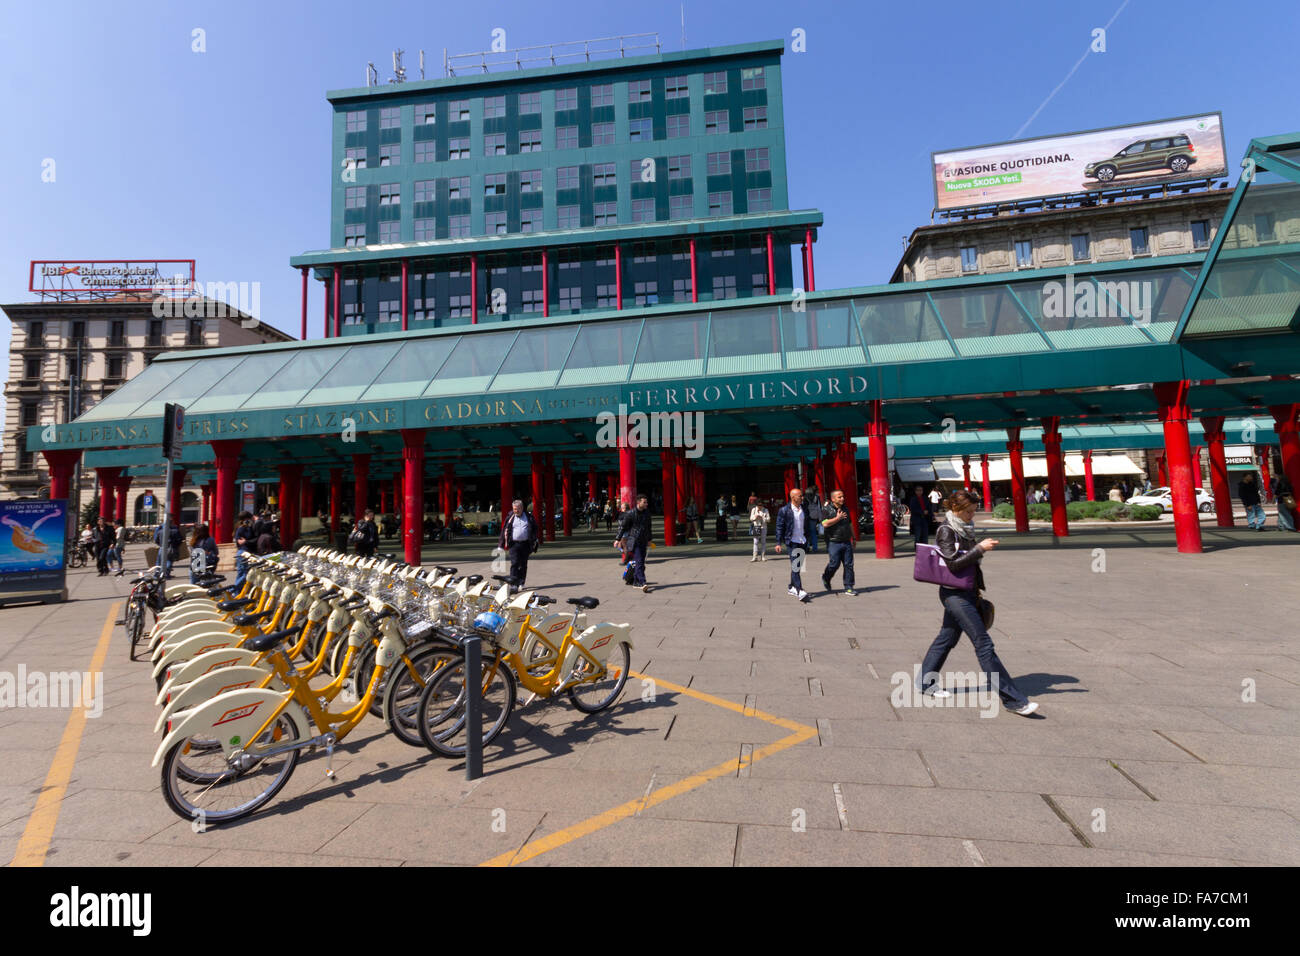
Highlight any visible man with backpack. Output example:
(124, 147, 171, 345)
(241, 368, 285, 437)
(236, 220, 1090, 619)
(153, 516, 182, 579)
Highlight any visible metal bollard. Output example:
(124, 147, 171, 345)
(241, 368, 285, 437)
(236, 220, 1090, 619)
(464, 634, 482, 781)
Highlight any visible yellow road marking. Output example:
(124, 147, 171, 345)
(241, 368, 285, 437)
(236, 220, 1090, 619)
(479, 669, 817, 867)
(10, 601, 119, 867)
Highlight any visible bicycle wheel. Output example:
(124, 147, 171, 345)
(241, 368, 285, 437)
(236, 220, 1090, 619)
(381, 646, 458, 747)
(125, 601, 143, 660)
(568, 642, 631, 713)
(415, 652, 516, 758)
(160, 709, 302, 826)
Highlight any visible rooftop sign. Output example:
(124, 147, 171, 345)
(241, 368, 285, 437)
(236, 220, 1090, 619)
(29, 260, 195, 300)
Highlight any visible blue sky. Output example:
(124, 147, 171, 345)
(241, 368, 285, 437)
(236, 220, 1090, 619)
(2, 0, 1297, 366)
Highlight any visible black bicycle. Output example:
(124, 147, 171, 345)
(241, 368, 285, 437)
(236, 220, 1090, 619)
(68, 543, 89, 568)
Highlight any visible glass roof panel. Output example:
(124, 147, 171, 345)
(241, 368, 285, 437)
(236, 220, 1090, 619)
(782, 302, 866, 369)
(706, 306, 783, 374)
(557, 318, 641, 386)
(186, 352, 296, 413)
(76, 359, 196, 421)
(359, 337, 459, 401)
(130, 355, 249, 419)
(490, 326, 579, 391)
(629, 314, 706, 381)
(241, 347, 347, 409)
(301, 342, 403, 406)
(424, 330, 516, 396)
(856, 292, 955, 363)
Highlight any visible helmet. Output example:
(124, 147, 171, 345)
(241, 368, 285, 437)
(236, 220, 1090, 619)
(473, 611, 506, 635)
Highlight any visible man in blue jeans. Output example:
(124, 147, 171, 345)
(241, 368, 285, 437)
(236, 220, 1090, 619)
(233, 511, 256, 591)
(819, 489, 856, 596)
(774, 488, 811, 602)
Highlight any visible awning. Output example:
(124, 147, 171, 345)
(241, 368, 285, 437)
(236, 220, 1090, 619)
(931, 456, 966, 481)
(1086, 453, 1145, 476)
(895, 458, 936, 482)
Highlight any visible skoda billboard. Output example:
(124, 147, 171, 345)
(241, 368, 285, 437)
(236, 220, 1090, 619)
(932, 112, 1227, 212)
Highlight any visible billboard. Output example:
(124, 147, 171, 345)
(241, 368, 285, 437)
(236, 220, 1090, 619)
(0, 500, 67, 603)
(28, 259, 195, 299)
(932, 113, 1227, 212)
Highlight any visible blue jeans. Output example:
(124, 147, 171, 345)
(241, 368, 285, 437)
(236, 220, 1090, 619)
(824, 541, 854, 590)
(807, 522, 819, 553)
(786, 542, 806, 591)
(1278, 502, 1296, 532)
(627, 543, 647, 586)
(920, 588, 1028, 708)
(1246, 504, 1266, 529)
(234, 548, 250, 591)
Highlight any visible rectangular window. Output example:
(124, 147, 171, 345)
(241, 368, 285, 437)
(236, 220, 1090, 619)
(448, 215, 470, 238)
(666, 114, 689, 139)
(670, 240, 689, 261)
(590, 84, 613, 107)
(379, 106, 400, 129)
(632, 198, 655, 223)
(346, 110, 366, 132)
(594, 202, 617, 226)
(107, 355, 124, 379)
(1068, 234, 1089, 261)
(708, 191, 733, 217)
(147, 319, 163, 345)
(26, 321, 43, 345)
(707, 151, 730, 176)
(345, 147, 366, 169)
(414, 140, 437, 163)
(703, 71, 727, 95)
(1130, 227, 1150, 255)
(415, 103, 436, 125)
(745, 147, 769, 172)
(596, 284, 617, 308)
(668, 155, 691, 179)
(414, 218, 436, 241)
(1014, 239, 1033, 268)
(741, 67, 765, 91)
(485, 212, 507, 235)
(449, 295, 472, 318)
(521, 252, 542, 272)
(747, 187, 771, 212)
(414, 179, 435, 202)
(520, 209, 540, 233)
(705, 110, 729, 135)
(665, 75, 688, 99)
(673, 277, 691, 302)
(593, 162, 616, 186)
(743, 106, 767, 130)
(519, 130, 541, 152)
(448, 176, 469, 199)
(345, 224, 366, 247)
(959, 246, 978, 272)
(483, 96, 505, 118)
(559, 249, 580, 269)
(20, 402, 38, 426)
(520, 170, 541, 193)
(109, 319, 124, 345)
(712, 275, 737, 299)
(556, 125, 578, 150)
(1255, 213, 1276, 242)
(711, 236, 734, 257)
(521, 288, 544, 313)
(634, 281, 659, 306)
(519, 91, 541, 114)
(379, 144, 399, 166)
(379, 183, 400, 205)
(555, 88, 577, 111)
(752, 273, 768, 295)
(70, 320, 86, 343)
(449, 100, 470, 121)
(24, 356, 41, 379)
(559, 287, 581, 310)
(187, 319, 204, 345)
(595, 246, 615, 266)
(1190, 220, 1210, 250)
(484, 132, 505, 156)
(378, 221, 399, 243)
(631, 241, 654, 263)
(592, 122, 615, 146)
(557, 205, 580, 230)
(484, 173, 506, 196)
(629, 117, 652, 141)
(449, 138, 469, 160)
(628, 79, 652, 101)
(346, 186, 365, 208)
(557, 165, 579, 190)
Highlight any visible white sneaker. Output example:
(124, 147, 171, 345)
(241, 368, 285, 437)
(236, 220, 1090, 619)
(929, 688, 953, 699)
(788, 586, 799, 597)
(751, 556, 758, 562)
(1013, 701, 1039, 716)
(760, 555, 766, 561)
(798, 590, 809, 602)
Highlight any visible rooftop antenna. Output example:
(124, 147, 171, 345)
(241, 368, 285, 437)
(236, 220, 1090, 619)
(681, 3, 687, 49)
(419, 49, 425, 80)
(390, 49, 406, 83)
(366, 61, 378, 87)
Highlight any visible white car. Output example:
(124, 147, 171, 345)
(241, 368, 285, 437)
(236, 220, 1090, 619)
(1127, 486, 1215, 514)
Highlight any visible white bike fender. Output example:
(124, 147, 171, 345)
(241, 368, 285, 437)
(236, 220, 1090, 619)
(152, 688, 296, 768)
(151, 632, 241, 681)
(154, 666, 276, 734)
(152, 619, 237, 661)
(156, 648, 264, 704)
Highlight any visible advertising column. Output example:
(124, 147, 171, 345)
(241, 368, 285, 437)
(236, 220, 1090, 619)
(0, 501, 68, 606)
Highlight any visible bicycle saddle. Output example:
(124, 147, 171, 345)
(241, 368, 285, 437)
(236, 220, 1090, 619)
(566, 596, 600, 609)
(232, 609, 276, 627)
(218, 597, 255, 611)
(243, 623, 305, 654)
(533, 595, 556, 606)
(465, 574, 483, 586)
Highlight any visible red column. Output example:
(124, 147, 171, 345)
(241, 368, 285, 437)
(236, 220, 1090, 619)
(392, 474, 402, 520)
(471, 255, 478, 324)
(332, 266, 341, 338)
(783, 465, 795, 501)
(532, 454, 545, 525)
(673, 453, 686, 515)
(1156, 453, 1168, 488)
(1258, 447, 1273, 502)
(300, 473, 313, 526)
(169, 468, 187, 524)
(689, 238, 698, 303)
(561, 460, 573, 536)
(801, 243, 809, 291)
(1083, 450, 1096, 501)
(276, 465, 299, 547)
(1192, 447, 1204, 488)
(1041, 416, 1069, 537)
(813, 451, 825, 501)
(541, 248, 549, 318)
(805, 228, 816, 291)
(588, 466, 598, 506)
(401, 429, 425, 564)
(866, 402, 892, 558)
(96, 467, 122, 520)
(211, 439, 242, 544)
(353, 453, 370, 517)
(980, 453, 992, 509)
(329, 467, 343, 533)
(323, 273, 330, 338)
(765, 231, 775, 296)
(1269, 404, 1300, 528)
(618, 430, 636, 510)
(400, 259, 409, 331)
(1200, 417, 1234, 527)
(961, 455, 972, 491)
(379, 485, 387, 515)
(501, 447, 514, 515)
(1007, 428, 1029, 533)
(694, 464, 705, 518)
(661, 451, 678, 546)
(614, 244, 623, 310)
(1152, 381, 1202, 553)
(441, 464, 455, 528)
(200, 482, 209, 523)
(300, 267, 308, 340)
(543, 454, 556, 541)
(43, 449, 80, 502)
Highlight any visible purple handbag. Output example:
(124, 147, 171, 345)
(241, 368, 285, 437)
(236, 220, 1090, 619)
(913, 543, 977, 589)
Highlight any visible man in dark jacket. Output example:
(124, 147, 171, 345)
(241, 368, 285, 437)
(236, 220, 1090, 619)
(154, 516, 182, 578)
(615, 494, 654, 592)
(498, 499, 540, 588)
(908, 485, 933, 546)
(1239, 473, 1265, 530)
(233, 511, 256, 590)
(774, 488, 811, 601)
(352, 508, 379, 557)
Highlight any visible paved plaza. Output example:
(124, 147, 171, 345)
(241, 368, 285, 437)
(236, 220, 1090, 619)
(2, 523, 1297, 867)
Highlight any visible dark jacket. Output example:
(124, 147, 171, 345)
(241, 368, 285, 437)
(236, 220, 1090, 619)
(822, 503, 853, 544)
(499, 510, 540, 550)
(352, 518, 379, 548)
(908, 494, 933, 523)
(154, 524, 181, 559)
(774, 503, 811, 548)
(617, 507, 653, 549)
(1238, 479, 1261, 507)
(935, 520, 985, 593)
(234, 521, 256, 552)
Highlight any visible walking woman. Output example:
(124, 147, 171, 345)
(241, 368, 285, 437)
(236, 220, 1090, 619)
(748, 495, 770, 561)
(917, 489, 1038, 716)
(93, 516, 111, 576)
(683, 498, 702, 543)
(188, 523, 219, 584)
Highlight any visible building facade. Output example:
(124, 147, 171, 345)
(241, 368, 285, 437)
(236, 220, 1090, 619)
(290, 39, 823, 334)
